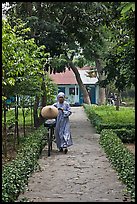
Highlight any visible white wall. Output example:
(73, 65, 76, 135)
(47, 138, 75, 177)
(58, 84, 99, 105)
(95, 85, 99, 104)
(58, 85, 79, 104)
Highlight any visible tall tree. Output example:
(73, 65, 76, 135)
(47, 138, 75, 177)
(4, 2, 107, 105)
(2, 18, 56, 156)
(4, 2, 134, 106)
(100, 2, 135, 109)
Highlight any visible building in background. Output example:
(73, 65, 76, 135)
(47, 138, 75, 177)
(50, 66, 99, 105)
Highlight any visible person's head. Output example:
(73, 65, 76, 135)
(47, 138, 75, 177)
(57, 92, 65, 103)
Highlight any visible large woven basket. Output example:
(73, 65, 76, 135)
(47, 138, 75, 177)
(41, 105, 58, 119)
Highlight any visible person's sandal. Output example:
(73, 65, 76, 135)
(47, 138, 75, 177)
(59, 147, 63, 152)
(64, 148, 68, 154)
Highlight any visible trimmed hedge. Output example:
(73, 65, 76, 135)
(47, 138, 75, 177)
(96, 123, 135, 134)
(2, 126, 47, 202)
(83, 104, 103, 127)
(112, 128, 135, 143)
(99, 129, 135, 201)
(84, 105, 135, 200)
(83, 104, 135, 143)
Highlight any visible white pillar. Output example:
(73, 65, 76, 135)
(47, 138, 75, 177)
(74, 84, 77, 103)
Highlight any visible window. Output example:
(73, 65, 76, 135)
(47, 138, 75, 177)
(69, 87, 78, 95)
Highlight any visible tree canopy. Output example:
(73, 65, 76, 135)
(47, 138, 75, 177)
(100, 2, 135, 91)
(3, 2, 135, 96)
(2, 18, 56, 102)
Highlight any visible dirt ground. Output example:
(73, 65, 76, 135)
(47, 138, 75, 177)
(124, 143, 135, 155)
(17, 106, 132, 202)
(2, 126, 35, 166)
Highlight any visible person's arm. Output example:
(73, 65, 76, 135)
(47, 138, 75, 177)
(53, 103, 57, 108)
(63, 103, 72, 117)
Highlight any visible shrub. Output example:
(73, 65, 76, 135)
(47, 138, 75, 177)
(99, 129, 135, 201)
(96, 123, 135, 133)
(113, 128, 135, 143)
(2, 126, 46, 202)
(83, 104, 135, 133)
(83, 104, 102, 127)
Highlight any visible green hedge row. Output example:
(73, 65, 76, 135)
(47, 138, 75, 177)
(2, 126, 47, 202)
(83, 104, 135, 143)
(99, 129, 135, 201)
(84, 105, 135, 201)
(83, 104, 103, 127)
(112, 128, 135, 143)
(96, 123, 135, 134)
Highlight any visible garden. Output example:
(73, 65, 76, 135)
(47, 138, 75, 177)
(2, 2, 135, 202)
(84, 104, 135, 201)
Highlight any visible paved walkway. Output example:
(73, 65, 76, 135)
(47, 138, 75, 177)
(17, 107, 131, 202)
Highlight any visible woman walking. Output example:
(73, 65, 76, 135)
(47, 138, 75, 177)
(53, 92, 73, 154)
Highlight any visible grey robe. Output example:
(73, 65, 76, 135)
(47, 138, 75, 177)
(53, 101, 73, 149)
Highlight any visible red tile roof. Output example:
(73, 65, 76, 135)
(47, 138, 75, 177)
(50, 68, 78, 84)
(50, 66, 96, 85)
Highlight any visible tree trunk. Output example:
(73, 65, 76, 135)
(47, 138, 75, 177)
(115, 92, 120, 111)
(22, 108, 26, 137)
(33, 95, 39, 128)
(13, 118, 16, 151)
(95, 58, 106, 105)
(25, 2, 33, 16)
(33, 95, 45, 128)
(115, 100, 120, 111)
(31, 97, 33, 130)
(35, 75, 47, 127)
(2, 101, 7, 158)
(15, 95, 19, 145)
(68, 61, 91, 105)
(41, 75, 47, 107)
(99, 87, 106, 105)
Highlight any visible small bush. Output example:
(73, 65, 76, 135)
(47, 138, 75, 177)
(96, 123, 135, 133)
(83, 104, 135, 133)
(83, 104, 102, 127)
(2, 126, 46, 202)
(99, 129, 135, 201)
(112, 128, 135, 143)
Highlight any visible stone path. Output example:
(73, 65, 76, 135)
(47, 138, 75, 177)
(17, 106, 131, 202)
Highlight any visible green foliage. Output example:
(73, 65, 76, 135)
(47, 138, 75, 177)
(120, 2, 135, 16)
(112, 128, 135, 143)
(2, 16, 57, 132)
(4, 2, 110, 70)
(99, 129, 135, 201)
(45, 76, 58, 105)
(83, 104, 135, 134)
(3, 2, 135, 92)
(2, 126, 46, 202)
(101, 2, 135, 90)
(97, 123, 135, 134)
(84, 104, 103, 127)
(86, 105, 135, 124)
(48, 54, 68, 73)
(84, 104, 135, 200)
(2, 18, 45, 98)
(3, 108, 35, 126)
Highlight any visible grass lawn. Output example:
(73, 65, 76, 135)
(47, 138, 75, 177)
(91, 105, 135, 124)
(2, 107, 41, 126)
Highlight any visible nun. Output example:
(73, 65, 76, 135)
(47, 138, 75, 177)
(53, 92, 73, 154)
